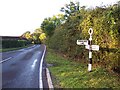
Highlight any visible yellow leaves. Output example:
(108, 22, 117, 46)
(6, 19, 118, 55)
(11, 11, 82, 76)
(60, 82, 65, 87)
(39, 33, 46, 41)
(32, 41, 34, 44)
(25, 33, 31, 40)
(61, 72, 66, 76)
(60, 72, 73, 77)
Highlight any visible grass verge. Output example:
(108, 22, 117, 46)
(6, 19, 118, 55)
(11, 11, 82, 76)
(46, 49, 120, 89)
(0, 44, 33, 52)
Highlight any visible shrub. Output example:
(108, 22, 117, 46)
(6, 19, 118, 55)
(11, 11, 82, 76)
(2, 40, 31, 48)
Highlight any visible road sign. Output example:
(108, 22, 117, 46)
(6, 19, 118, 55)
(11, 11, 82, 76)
(77, 40, 88, 45)
(77, 28, 99, 72)
(85, 45, 99, 51)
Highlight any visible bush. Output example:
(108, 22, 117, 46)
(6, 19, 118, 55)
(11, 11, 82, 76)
(2, 40, 31, 48)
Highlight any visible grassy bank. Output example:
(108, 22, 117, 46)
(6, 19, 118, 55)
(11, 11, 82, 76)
(0, 44, 33, 52)
(46, 49, 120, 89)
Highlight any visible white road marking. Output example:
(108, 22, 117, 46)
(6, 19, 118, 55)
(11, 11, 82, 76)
(39, 45, 46, 89)
(0, 57, 12, 63)
(31, 59, 38, 69)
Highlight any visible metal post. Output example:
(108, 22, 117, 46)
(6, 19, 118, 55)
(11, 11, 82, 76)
(88, 28, 93, 72)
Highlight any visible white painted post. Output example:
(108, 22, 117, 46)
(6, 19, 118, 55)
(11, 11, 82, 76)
(88, 28, 93, 72)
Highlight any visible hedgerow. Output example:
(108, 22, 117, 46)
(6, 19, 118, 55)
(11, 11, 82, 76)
(45, 2, 120, 72)
(2, 40, 31, 48)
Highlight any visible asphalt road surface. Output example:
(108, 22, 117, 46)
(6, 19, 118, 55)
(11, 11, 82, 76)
(1, 44, 48, 88)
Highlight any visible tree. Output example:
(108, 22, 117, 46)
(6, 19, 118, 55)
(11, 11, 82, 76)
(21, 31, 32, 41)
(39, 33, 46, 41)
(41, 14, 65, 37)
(21, 28, 44, 44)
(41, 18, 55, 37)
(60, 1, 80, 19)
(31, 28, 43, 44)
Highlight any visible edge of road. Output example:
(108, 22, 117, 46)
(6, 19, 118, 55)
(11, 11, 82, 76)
(39, 45, 46, 88)
(39, 45, 54, 89)
(46, 68, 54, 88)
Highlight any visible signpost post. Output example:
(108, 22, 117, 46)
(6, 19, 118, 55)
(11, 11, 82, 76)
(77, 28, 99, 72)
(88, 28, 93, 72)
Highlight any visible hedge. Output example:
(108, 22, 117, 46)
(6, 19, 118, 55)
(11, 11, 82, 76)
(2, 40, 31, 48)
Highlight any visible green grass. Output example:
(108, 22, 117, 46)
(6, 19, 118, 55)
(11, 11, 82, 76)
(0, 44, 33, 52)
(46, 49, 120, 89)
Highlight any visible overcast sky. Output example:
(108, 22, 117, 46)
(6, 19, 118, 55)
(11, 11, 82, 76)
(0, 0, 118, 36)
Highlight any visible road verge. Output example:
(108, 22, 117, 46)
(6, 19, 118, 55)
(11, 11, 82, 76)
(46, 49, 120, 88)
(46, 68, 54, 89)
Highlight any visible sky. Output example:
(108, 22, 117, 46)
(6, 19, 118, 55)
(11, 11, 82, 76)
(0, 0, 119, 36)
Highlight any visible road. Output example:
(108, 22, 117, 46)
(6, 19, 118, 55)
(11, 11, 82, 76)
(0, 44, 49, 88)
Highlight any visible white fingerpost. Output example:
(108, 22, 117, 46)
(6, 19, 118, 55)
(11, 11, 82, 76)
(77, 28, 99, 72)
(88, 28, 93, 72)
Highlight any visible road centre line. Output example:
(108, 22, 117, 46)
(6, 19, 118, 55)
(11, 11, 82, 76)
(39, 45, 46, 89)
(31, 59, 38, 69)
(0, 57, 12, 63)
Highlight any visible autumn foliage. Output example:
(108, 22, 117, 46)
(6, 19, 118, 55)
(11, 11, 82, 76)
(42, 1, 120, 72)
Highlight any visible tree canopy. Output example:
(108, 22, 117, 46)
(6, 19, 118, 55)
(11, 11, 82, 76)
(21, 28, 46, 44)
(41, 14, 64, 37)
